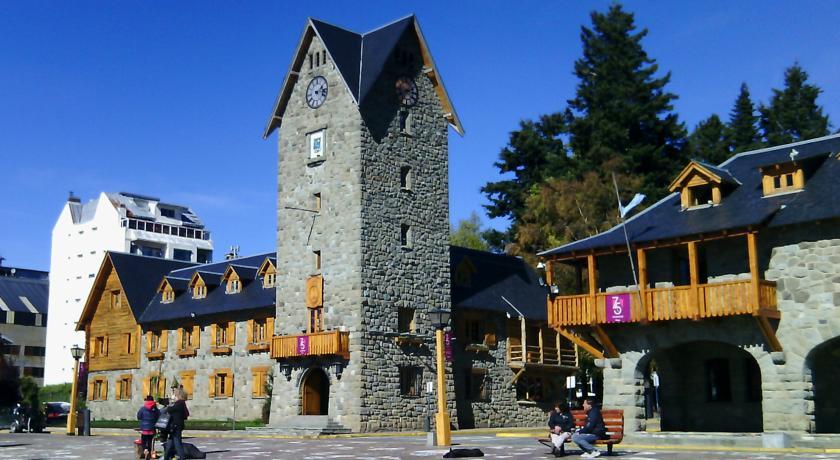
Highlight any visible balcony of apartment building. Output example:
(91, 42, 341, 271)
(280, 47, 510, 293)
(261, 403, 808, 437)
(122, 218, 212, 242)
(543, 231, 781, 358)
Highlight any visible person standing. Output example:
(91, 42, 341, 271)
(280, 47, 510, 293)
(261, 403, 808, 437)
(162, 389, 189, 460)
(548, 401, 575, 456)
(137, 395, 160, 460)
(571, 398, 607, 458)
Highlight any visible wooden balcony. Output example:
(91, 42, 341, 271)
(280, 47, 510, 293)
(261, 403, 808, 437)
(548, 279, 778, 327)
(270, 330, 350, 359)
(508, 343, 577, 368)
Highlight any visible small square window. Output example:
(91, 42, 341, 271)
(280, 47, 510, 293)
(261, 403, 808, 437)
(398, 308, 415, 333)
(400, 224, 412, 248)
(400, 166, 412, 190)
(309, 130, 326, 160)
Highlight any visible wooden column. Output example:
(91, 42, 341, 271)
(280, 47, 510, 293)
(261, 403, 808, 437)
(636, 248, 649, 323)
(747, 232, 761, 314)
(545, 261, 554, 326)
(587, 254, 597, 324)
(520, 317, 527, 365)
(538, 328, 544, 364)
(687, 241, 700, 319)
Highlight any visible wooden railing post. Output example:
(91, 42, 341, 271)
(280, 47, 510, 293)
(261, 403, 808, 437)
(747, 232, 761, 314)
(538, 328, 544, 364)
(687, 241, 700, 319)
(545, 260, 555, 327)
(520, 317, 527, 365)
(636, 248, 649, 322)
(587, 254, 597, 324)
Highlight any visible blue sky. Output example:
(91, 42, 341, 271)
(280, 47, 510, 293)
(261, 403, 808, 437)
(2, 1, 838, 271)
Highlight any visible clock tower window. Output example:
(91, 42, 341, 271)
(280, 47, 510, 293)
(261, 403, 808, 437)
(400, 166, 412, 191)
(399, 110, 412, 134)
(400, 224, 413, 249)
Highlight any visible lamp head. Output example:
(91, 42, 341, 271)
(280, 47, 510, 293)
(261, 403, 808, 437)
(536, 261, 546, 270)
(70, 344, 85, 361)
(428, 308, 451, 330)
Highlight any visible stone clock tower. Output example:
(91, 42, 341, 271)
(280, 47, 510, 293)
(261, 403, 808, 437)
(263, 15, 464, 432)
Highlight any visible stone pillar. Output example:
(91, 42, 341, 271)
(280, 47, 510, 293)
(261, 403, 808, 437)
(598, 352, 644, 433)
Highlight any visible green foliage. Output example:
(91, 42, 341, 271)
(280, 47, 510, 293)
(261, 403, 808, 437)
(0, 353, 20, 407)
(40, 383, 72, 403)
(687, 114, 729, 165)
(760, 64, 831, 146)
(451, 212, 490, 251)
(20, 377, 40, 408)
(567, 4, 687, 199)
(261, 371, 274, 424)
(727, 83, 761, 153)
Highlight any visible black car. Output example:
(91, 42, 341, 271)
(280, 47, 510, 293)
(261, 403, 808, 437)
(45, 402, 70, 427)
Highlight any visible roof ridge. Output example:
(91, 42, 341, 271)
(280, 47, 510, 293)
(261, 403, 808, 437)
(720, 132, 840, 167)
(361, 14, 415, 37)
(308, 17, 361, 36)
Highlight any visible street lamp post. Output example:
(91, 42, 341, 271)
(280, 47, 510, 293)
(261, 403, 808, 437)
(67, 344, 85, 435)
(428, 308, 451, 447)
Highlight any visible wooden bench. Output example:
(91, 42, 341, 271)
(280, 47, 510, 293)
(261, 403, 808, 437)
(537, 408, 624, 456)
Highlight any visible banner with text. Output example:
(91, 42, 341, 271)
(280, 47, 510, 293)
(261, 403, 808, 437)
(605, 293, 632, 323)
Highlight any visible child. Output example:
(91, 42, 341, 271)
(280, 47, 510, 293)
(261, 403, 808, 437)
(137, 395, 160, 460)
(548, 401, 574, 456)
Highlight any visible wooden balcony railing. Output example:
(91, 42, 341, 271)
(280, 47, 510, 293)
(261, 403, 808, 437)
(508, 343, 577, 368)
(270, 330, 350, 359)
(548, 279, 777, 327)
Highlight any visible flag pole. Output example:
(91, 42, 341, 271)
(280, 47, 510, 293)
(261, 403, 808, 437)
(612, 173, 642, 310)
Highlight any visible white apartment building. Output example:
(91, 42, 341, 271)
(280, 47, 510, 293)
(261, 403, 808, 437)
(45, 192, 213, 384)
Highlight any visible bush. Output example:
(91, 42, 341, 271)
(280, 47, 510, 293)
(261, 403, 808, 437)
(40, 383, 72, 403)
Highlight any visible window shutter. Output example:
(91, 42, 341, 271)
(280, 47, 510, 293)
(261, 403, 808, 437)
(161, 330, 168, 352)
(267, 317, 275, 340)
(89, 337, 96, 358)
(192, 326, 200, 348)
(225, 373, 234, 397)
(177, 328, 184, 350)
(246, 320, 254, 344)
(210, 324, 217, 347)
(102, 380, 108, 400)
(251, 370, 260, 397)
(160, 378, 166, 397)
(88, 380, 94, 400)
(103, 335, 109, 356)
(209, 375, 216, 398)
(115, 379, 122, 400)
(142, 377, 150, 398)
(227, 322, 235, 346)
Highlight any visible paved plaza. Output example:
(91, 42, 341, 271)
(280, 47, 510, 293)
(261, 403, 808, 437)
(1, 432, 839, 460)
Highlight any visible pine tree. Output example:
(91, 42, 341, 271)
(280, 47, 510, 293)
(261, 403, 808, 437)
(687, 115, 729, 165)
(567, 4, 687, 198)
(727, 83, 761, 153)
(450, 212, 490, 251)
(759, 64, 831, 146)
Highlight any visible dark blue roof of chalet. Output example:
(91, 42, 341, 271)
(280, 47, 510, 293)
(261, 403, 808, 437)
(540, 134, 840, 257)
(108, 252, 196, 320)
(0, 276, 48, 314)
(695, 161, 740, 185)
(450, 246, 548, 321)
(139, 252, 275, 324)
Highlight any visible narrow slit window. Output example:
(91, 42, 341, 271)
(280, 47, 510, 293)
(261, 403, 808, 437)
(322, 50, 327, 65)
(400, 166, 412, 190)
(314, 250, 321, 271)
(314, 193, 321, 212)
(308, 54, 313, 70)
(399, 110, 411, 133)
(400, 224, 412, 248)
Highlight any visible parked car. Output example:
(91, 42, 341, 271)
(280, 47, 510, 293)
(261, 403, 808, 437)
(45, 402, 70, 426)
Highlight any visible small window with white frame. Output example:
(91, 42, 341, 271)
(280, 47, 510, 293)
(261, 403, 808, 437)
(309, 129, 326, 160)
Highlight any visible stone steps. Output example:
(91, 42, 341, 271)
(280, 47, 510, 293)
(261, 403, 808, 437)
(250, 415, 352, 436)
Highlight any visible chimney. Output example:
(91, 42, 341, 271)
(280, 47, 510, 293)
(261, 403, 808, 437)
(224, 245, 240, 260)
(68, 191, 81, 203)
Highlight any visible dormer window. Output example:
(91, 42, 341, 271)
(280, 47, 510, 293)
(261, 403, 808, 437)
(162, 287, 175, 303)
(258, 258, 277, 289)
(669, 161, 738, 211)
(761, 162, 804, 196)
(191, 277, 207, 300)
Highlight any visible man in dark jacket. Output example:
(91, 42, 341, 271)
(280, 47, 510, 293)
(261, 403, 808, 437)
(163, 389, 190, 460)
(548, 401, 575, 456)
(137, 395, 160, 460)
(571, 398, 607, 458)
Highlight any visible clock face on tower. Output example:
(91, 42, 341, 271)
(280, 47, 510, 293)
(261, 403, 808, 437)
(395, 77, 418, 107)
(306, 76, 328, 109)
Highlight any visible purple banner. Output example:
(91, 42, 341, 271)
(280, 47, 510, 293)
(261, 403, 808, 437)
(444, 331, 453, 362)
(78, 362, 89, 397)
(605, 293, 632, 323)
(296, 336, 310, 356)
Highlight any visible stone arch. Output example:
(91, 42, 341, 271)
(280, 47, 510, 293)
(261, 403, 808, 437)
(299, 367, 330, 416)
(634, 340, 763, 432)
(806, 336, 840, 433)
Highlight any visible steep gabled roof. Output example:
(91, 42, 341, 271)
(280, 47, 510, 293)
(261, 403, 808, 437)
(450, 246, 548, 321)
(263, 15, 463, 138)
(77, 252, 196, 330)
(540, 133, 840, 258)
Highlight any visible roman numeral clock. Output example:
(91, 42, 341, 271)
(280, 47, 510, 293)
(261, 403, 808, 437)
(306, 76, 328, 109)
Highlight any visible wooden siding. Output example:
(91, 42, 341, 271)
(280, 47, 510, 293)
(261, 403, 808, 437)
(86, 268, 141, 372)
(270, 330, 349, 359)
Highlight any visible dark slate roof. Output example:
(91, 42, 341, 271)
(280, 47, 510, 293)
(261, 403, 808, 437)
(0, 276, 48, 314)
(140, 253, 275, 324)
(264, 15, 463, 137)
(108, 252, 197, 321)
(696, 161, 740, 185)
(540, 134, 840, 257)
(450, 246, 548, 321)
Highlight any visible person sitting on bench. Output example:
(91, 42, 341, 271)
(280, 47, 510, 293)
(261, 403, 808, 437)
(548, 401, 574, 456)
(572, 398, 607, 458)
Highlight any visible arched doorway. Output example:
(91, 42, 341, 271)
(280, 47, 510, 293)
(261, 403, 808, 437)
(808, 337, 840, 433)
(301, 368, 329, 416)
(638, 341, 763, 432)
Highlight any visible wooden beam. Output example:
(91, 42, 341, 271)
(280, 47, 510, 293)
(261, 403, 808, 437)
(520, 317, 527, 365)
(687, 241, 700, 319)
(747, 232, 761, 314)
(556, 328, 604, 360)
(756, 316, 783, 352)
(508, 368, 526, 386)
(636, 248, 649, 323)
(587, 254, 597, 325)
(758, 308, 781, 320)
(538, 328, 545, 364)
(592, 325, 620, 359)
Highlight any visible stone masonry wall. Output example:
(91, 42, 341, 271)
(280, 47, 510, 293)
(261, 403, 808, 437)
(87, 320, 273, 422)
(596, 220, 840, 434)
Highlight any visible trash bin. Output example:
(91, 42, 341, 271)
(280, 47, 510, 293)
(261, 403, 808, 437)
(75, 409, 91, 436)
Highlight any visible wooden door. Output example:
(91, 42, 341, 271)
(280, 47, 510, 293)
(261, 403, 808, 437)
(302, 369, 328, 415)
